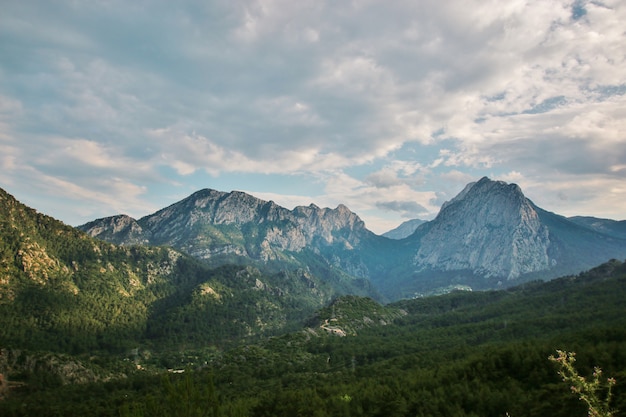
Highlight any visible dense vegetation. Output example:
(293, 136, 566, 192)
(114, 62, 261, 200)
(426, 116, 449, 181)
(1, 259, 625, 416)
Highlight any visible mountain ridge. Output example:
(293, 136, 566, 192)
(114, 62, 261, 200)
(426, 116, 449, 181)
(80, 188, 373, 258)
(567, 215, 626, 239)
(0, 186, 378, 355)
(70, 177, 626, 299)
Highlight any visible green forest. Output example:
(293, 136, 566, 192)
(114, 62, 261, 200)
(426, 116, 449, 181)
(2, 260, 625, 416)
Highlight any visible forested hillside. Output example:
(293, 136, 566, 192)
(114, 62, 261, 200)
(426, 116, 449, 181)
(2, 258, 624, 416)
(0, 187, 364, 358)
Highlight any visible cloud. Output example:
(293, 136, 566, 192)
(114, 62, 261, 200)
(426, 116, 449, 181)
(376, 200, 429, 218)
(366, 168, 404, 188)
(0, 157, 155, 223)
(365, 162, 426, 189)
(443, 95, 626, 179)
(1, 0, 625, 230)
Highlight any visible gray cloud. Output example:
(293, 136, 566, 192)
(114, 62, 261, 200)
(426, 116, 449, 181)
(376, 200, 429, 218)
(1, 0, 625, 232)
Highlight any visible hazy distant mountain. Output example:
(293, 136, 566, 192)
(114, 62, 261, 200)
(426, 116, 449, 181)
(382, 218, 426, 239)
(567, 216, 626, 239)
(374, 177, 626, 298)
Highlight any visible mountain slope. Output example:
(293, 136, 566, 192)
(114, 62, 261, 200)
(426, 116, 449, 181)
(535, 206, 626, 276)
(381, 218, 426, 239)
(374, 177, 626, 298)
(79, 188, 384, 300)
(6, 259, 625, 416)
(0, 187, 184, 352)
(0, 187, 365, 354)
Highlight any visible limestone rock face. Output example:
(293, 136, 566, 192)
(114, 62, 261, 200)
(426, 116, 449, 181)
(79, 189, 373, 267)
(78, 214, 149, 245)
(412, 177, 551, 280)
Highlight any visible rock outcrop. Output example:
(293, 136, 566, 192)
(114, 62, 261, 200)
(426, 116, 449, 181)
(80, 189, 373, 261)
(412, 177, 551, 280)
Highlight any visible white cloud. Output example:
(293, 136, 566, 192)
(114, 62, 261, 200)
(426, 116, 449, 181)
(255, 96, 324, 127)
(1, 0, 625, 230)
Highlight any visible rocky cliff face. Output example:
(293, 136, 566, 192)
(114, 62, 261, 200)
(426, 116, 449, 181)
(412, 178, 552, 280)
(79, 189, 375, 275)
(78, 214, 149, 245)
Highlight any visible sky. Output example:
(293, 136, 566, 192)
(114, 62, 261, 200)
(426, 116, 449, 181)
(1, 0, 625, 234)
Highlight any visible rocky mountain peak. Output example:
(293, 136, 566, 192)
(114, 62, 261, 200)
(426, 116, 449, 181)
(189, 188, 225, 207)
(414, 177, 551, 280)
(439, 177, 523, 213)
(334, 204, 351, 214)
(78, 215, 148, 245)
(79, 187, 372, 265)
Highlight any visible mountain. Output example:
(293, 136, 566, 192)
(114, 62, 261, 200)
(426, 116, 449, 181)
(381, 218, 426, 239)
(78, 178, 626, 300)
(374, 177, 626, 298)
(4, 182, 626, 417)
(0, 187, 373, 356)
(567, 216, 626, 239)
(76, 214, 150, 245)
(413, 178, 552, 279)
(79, 189, 371, 258)
(79, 188, 385, 299)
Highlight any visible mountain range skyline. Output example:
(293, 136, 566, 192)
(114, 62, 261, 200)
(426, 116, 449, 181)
(76, 176, 626, 299)
(74, 176, 626, 238)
